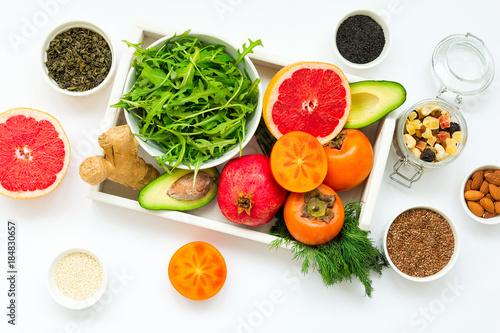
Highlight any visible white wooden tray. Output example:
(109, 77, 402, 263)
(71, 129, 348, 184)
(86, 22, 397, 246)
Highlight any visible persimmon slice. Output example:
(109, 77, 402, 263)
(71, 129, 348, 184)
(168, 241, 227, 301)
(270, 131, 327, 193)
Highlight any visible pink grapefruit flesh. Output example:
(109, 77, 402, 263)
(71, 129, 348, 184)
(263, 62, 351, 144)
(0, 108, 70, 199)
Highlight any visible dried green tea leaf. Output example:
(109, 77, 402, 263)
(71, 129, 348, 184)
(45, 27, 112, 92)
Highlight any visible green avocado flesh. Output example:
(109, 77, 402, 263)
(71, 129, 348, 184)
(345, 80, 407, 129)
(138, 167, 219, 211)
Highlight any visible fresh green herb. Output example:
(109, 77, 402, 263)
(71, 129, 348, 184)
(270, 202, 387, 297)
(112, 30, 262, 174)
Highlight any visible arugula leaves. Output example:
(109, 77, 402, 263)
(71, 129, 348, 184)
(113, 30, 262, 174)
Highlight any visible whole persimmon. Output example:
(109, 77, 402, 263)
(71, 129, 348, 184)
(283, 184, 344, 246)
(323, 129, 373, 192)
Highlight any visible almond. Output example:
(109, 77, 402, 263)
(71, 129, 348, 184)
(486, 193, 494, 201)
(480, 196, 495, 213)
(464, 190, 485, 201)
(495, 201, 500, 214)
(489, 184, 500, 201)
(480, 180, 490, 194)
(483, 211, 498, 219)
(484, 169, 494, 176)
(465, 179, 472, 192)
(471, 170, 484, 190)
(468, 201, 484, 217)
(485, 173, 500, 186)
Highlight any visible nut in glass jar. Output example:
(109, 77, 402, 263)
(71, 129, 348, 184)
(390, 33, 493, 188)
(390, 99, 468, 187)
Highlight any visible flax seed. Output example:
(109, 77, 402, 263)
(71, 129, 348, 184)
(386, 208, 454, 278)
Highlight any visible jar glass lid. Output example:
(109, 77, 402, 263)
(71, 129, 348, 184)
(432, 33, 494, 96)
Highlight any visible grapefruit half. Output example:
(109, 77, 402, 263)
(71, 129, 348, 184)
(263, 62, 351, 144)
(0, 108, 71, 199)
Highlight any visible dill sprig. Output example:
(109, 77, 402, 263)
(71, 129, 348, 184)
(269, 202, 388, 297)
(255, 109, 387, 296)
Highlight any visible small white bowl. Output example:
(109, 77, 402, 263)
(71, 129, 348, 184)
(460, 165, 500, 224)
(47, 248, 107, 309)
(333, 9, 392, 70)
(41, 20, 116, 97)
(383, 206, 460, 282)
(123, 31, 263, 170)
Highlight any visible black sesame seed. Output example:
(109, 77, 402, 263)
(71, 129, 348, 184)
(336, 15, 385, 64)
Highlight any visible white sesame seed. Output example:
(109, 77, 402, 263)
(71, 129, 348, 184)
(55, 252, 103, 301)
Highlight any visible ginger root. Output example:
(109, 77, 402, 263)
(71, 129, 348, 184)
(79, 125, 160, 191)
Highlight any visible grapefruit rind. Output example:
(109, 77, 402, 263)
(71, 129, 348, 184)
(263, 62, 351, 144)
(0, 107, 71, 199)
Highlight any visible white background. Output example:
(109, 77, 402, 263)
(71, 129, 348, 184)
(1, 0, 500, 332)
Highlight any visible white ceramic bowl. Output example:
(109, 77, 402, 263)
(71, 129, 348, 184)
(333, 9, 391, 70)
(460, 165, 500, 224)
(41, 20, 116, 97)
(383, 206, 460, 282)
(47, 248, 107, 309)
(123, 31, 263, 170)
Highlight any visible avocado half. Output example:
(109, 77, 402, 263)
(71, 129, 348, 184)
(138, 167, 219, 211)
(345, 80, 407, 129)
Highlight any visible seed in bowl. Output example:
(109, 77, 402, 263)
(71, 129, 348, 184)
(404, 104, 463, 162)
(464, 169, 500, 218)
(55, 252, 104, 301)
(336, 14, 385, 64)
(386, 208, 455, 278)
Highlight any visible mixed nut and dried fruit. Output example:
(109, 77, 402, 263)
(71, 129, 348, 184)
(403, 104, 463, 163)
(464, 169, 500, 219)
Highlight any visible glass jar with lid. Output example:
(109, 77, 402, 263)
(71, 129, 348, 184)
(390, 33, 494, 188)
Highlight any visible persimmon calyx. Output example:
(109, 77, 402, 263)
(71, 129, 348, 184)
(235, 192, 254, 215)
(301, 188, 336, 223)
(324, 132, 346, 149)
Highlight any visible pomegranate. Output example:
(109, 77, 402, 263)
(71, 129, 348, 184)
(217, 154, 288, 226)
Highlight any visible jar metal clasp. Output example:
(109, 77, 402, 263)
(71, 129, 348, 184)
(390, 157, 423, 188)
(436, 86, 462, 110)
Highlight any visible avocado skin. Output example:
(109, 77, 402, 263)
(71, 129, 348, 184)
(345, 80, 407, 129)
(138, 167, 219, 210)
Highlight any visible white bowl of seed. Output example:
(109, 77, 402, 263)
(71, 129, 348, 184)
(333, 9, 392, 70)
(47, 248, 107, 309)
(383, 206, 460, 282)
